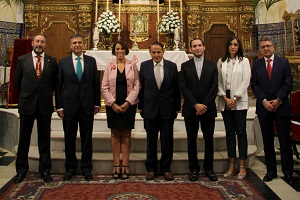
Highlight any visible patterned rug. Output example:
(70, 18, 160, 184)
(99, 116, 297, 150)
(1, 173, 264, 200)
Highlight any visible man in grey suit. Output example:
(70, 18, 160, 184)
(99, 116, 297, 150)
(55, 34, 100, 181)
(138, 41, 181, 181)
(14, 33, 58, 183)
(180, 38, 218, 181)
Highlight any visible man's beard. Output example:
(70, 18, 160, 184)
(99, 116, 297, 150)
(34, 47, 44, 55)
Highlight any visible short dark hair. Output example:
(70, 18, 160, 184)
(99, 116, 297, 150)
(221, 36, 244, 62)
(260, 36, 274, 45)
(190, 38, 204, 47)
(32, 33, 47, 42)
(112, 40, 129, 55)
(149, 41, 164, 50)
(70, 33, 84, 41)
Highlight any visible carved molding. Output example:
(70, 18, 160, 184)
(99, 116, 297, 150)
(40, 14, 53, 27)
(241, 13, 254, 33)
(200, 16, 213, 35)
(66, 14, 77, 27)
(187, 14, 201, 33)
(41, 21, 76, 34)
(225, 15, 238, 31)
(25, 12, 39, 31)
(78, 12, 92, 32)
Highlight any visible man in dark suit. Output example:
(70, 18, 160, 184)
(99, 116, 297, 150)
(251, 36, 294, 185)
(139, 41, 181, 181)
(14, 33, 58, 183)
(55, 34, 100, 181)
(180, 38, 218, 181)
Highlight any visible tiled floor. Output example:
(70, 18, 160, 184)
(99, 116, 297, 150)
(1, 148, 300, 199)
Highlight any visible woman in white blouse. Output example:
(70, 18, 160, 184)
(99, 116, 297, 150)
(217, 36, 251, 180)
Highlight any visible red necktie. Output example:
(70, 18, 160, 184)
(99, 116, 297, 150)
(36, 55, 42, 80)
(267, 59, 272, 79)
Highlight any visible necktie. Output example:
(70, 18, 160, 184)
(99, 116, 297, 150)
(35, 55, 42, 80)
(155, 63, 161, 89)
(76, 57, 82, 80)
(267, 59, 272, 79)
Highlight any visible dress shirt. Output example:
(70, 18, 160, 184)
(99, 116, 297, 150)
(264, 54, 274, 70)
(225, 58, 236, 90)
(194, 56, 204, 79)
(153, 59, 164, 84)
(72, 53, 84, 73)
(32, 51, 45, 70)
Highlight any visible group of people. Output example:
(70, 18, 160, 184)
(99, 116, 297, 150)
(13, 33, 294, 185)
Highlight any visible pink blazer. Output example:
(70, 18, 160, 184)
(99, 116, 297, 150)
(101, 59, 140, 106)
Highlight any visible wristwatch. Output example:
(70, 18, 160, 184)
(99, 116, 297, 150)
(233, 97, 238, 101)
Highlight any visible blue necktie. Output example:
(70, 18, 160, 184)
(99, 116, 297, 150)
(76, 57, 82, 80)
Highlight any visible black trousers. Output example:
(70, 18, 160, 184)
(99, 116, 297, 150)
(63, 105, 94, 173)
(144, 114, 174, 174)
(184, 116, 215, 173)
(16, 109, 52, 175)
(258, 113, 294, 176)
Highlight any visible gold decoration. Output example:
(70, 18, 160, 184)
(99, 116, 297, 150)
(187, 14, 201, 33)
(130, 13, 150, 43)
(41, 21, 76, 35)
(25, 12, 38, 31)
(66, 15, 77, 27)
(78, 12, 92, 32)
(241, 13, 255, 33)
(40, 14, 53, 27)
(225, 15, 238, 30)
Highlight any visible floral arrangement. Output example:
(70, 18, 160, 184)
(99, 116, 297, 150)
(96, 10, 121, 35)
(159, 10, 182, 34)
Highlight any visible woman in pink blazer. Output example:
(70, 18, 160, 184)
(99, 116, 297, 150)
(101, 41, 140, 179)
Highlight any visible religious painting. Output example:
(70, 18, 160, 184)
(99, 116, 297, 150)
(130, 13, 150, 42)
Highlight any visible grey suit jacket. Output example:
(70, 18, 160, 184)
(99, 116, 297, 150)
(14, 52, 58, 115)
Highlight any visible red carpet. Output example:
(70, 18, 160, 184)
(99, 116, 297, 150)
(1, 173, 264, 199)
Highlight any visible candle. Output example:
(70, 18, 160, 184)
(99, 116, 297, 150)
(157, 0, 159, 23)
(119, 0, 121, 22)
(174, 27, 180, 41)
(169, 0, 171, 11)
(95, 0, 98, 22)
(180, 0, 182, 23)
(106, 0, 109, 11)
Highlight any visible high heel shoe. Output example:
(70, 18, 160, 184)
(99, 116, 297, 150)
(121, 166, 130, 180)
(224, 164, 237, 178)
(237, 166, 247, 180)
(112, 165, 121, 179)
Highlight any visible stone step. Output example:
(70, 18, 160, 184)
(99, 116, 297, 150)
(50, 130, 227, 152)
(25, 145, 257, 174)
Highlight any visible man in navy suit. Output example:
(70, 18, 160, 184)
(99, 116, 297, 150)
(55, 34, 100, 181)
(180, 38, 218, 181)
(139, 41, 181, 181)
(14, 33, 57, 183)
(251, 37, 294, 185)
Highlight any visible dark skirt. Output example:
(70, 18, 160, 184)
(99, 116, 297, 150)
(106, 104, 137, 130)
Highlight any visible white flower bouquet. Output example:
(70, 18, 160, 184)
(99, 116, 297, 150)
(96, 10, 121, 35)
(159, 10, 182, 34)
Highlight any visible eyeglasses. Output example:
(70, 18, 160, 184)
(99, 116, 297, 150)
(260, 44, 273, 49)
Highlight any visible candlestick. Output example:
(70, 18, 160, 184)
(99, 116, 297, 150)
(119, 0, 121, 22)
(174, 27, 180, 41)
(157, 0, 159, 23)
(95, 0, 98, 22)
(106, 0, 109, 11)
(169, 0, 171, 11)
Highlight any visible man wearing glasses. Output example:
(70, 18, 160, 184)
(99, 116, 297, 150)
(251, 36, 294, 185)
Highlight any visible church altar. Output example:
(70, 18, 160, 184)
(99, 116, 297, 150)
(85, 50, 189, 71)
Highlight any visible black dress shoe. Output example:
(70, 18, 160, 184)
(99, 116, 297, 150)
(284, 175, 294, 185)
(41, 172, 52, 183)
(205, 171, 218, 181)
(84, 171, 93, 181)
(64, 171, 76, 181)
(189, 170, 199, 181)
(263, 173, 278, 182)
(14, 173, 26, 183)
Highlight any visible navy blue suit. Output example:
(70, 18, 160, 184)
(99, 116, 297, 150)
(139, 59, 181, 174)
(55, 54, 100, 173)
(251, 55, 294, 176)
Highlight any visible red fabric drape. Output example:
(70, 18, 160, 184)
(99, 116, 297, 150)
(7, 39, 32, 107)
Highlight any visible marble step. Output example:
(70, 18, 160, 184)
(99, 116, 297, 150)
(24, 145, 257, 174)
(50, 130, 227, 152)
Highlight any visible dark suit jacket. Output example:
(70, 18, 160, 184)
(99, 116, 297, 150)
(14, 52, 58, 115)
(251, 55, 293, 117)
(55, 54, 100, 116)
(180, 58, 218, 118)
(138, 59, 181, 119)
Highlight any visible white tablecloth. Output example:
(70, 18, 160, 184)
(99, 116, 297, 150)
(0, 66, 10, 84)
(85, 50, 189, 71)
